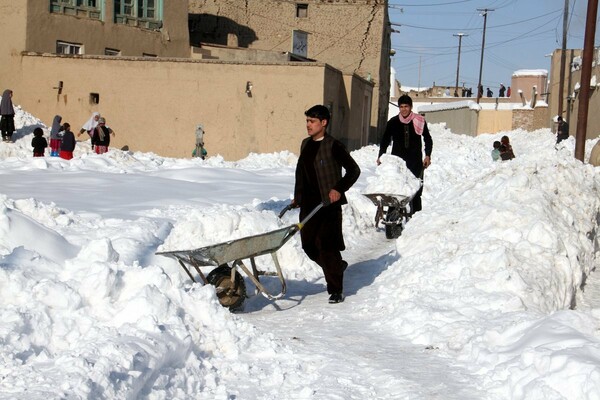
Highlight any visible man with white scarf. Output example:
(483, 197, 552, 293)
(377, 94, 433, 213)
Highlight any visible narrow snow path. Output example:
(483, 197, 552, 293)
(243, 233, 486, 399)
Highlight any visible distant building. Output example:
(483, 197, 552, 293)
(548, 48, 600, 140)
(0, 1, 385, 159)
(187, 0, 392, 144)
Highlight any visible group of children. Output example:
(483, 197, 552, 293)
(32, 115, 76, 159)
(30, 112, 115, 159)
(491, 135, 516, 161)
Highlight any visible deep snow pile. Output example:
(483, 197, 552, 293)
(1, 98, 600, 399)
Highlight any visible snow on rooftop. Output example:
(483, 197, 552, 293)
(512, 69, 548, 77)
(400, 85, 430, 92)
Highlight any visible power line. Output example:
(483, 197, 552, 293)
(389, 8, 561, 31)
(389, 0, 475, 6)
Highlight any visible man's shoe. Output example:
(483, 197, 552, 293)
(328, 293, 344, 304)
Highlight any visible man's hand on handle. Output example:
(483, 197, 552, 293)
(423, 156, 431, 169)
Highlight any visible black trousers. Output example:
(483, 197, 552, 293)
(300, 205, 346, 295)
(0, 115, 15, 139)
(407, 163, 424, 213)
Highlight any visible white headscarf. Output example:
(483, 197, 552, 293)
(82, 112, 100, 132)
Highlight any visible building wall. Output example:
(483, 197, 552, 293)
(420, 107, 478, 136)
(509, 73, 547, 104)
(187, 0, 391, 144)
(21, 1, 190, 57)
(0, 0, 28, 61)
(11, 53, 368, 160)
(512, 107, 548, 132)
(478, 110, 514, 134)
(549, 48, 600, 140)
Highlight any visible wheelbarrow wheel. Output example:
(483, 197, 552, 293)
(207, 265, 246, 311)
(385, 208, 403, 239)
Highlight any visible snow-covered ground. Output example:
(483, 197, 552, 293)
(1, 102, 600, 399)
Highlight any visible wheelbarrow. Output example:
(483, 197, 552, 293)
(156, 202, 325, 310)
(363, 192, 415, 239)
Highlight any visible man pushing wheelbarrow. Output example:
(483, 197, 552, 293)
(290, 105, 361, 304)
(158, 105, 360, 310)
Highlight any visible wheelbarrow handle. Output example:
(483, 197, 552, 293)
(278, 203, 296, 218)
(298, 200, 329, 227)
(278, 200, 329, 223)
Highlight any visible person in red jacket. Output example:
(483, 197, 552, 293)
(59, 123, 76, 160)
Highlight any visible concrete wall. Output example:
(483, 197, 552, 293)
(187, 0, 391, 144)
(22, 1, 190, 57)
(11, 53, 368, 160)
(419, 104, 545, 136)
(420, 107, 478, 136)
(477, 109, 514, 134)
(512, 107, 549, 132)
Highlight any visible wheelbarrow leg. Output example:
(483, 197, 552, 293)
(250, 258, 260, 296)
(174, 256, 209, 285)
(234, 254, 287, 300)
(189, 257, 209, 285)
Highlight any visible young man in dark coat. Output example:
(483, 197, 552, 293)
(292, 105, 361, 304)
(377, 94, 433, 213)
(556, 116, 569, 144)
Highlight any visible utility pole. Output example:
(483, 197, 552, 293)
(575, 0, 598, 161)
(566, 49, 574, 124)
(418, 55, 422, 93)
(453, 33, 467, 97)
(557, 0, 569, 117)
(476, 9, 493, 104)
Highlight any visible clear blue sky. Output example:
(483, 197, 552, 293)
(389, 0, 597, 92)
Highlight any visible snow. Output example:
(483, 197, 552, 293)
(400, 85, 431, 93)
(1, 99, 600, 399)
(512, 69, 548, 77)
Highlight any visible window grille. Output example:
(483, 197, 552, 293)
(50, 0, 101, 20)
(115, 0, 162, 30)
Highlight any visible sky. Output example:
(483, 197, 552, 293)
(1, 99, 600, 399)
(389, 0, 597, 91)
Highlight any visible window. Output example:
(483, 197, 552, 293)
(105, 48, 121, 56)
(56, 41, 83, 55)
(115, 0, 162, 30)
(50, 0, 101, 20)
(296, 4, 308, 18)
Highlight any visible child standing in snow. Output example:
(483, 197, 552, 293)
(500, 136, 515, 160)
(91, 117, 115, 154)
(49, 115, 63, 156)
(491, 141, 501, 161)
(59, 123, 76, 160)
(31, 127, 48, 157)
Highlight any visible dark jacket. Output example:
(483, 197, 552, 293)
(557, 121, 569, 143)
(378, 115, 433, 178)
(60, 130, 76, 152)
(92, 125, 111, 147)
(294, 135, 360, 209)
(31, 136, 48, 153)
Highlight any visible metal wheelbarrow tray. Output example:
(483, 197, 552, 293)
(156, 203, 324, 310)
